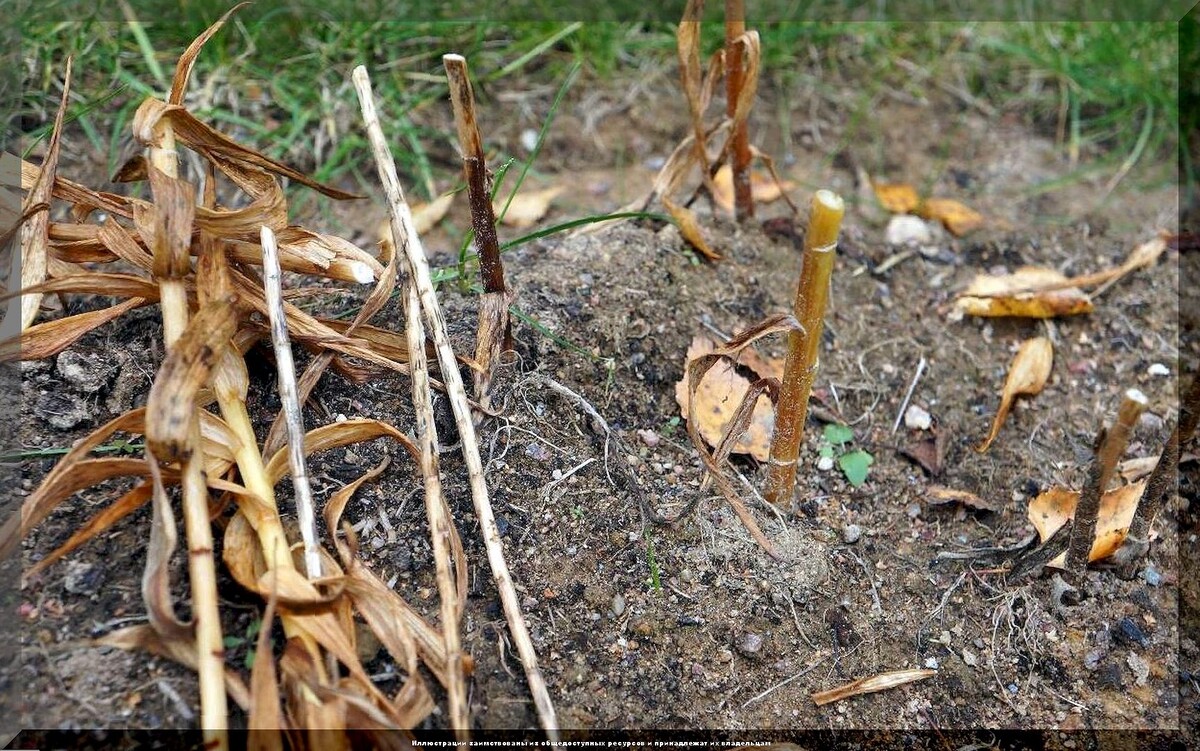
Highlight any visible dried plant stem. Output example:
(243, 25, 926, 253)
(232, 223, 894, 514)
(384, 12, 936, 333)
(403, 278, 469, 742)
(443, 53, 510, 415)
(1114, 375, 1199, 573)
(1065, 388, 1148, 573)
(765, 190, 844, 505)
(724, 0, 752, 221)
(353, 65, 560, 747)
(260, 225, 322, 580)
(146, 121, 228, 750)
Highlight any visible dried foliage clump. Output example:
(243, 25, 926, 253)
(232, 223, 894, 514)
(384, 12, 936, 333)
(0, 10, 539, 748)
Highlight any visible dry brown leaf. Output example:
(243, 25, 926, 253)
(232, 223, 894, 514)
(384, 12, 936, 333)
(976, 337, 1053, 453)
(497, 185, 563, 228)
(918, 197, 984, 236)
(712, 165, 797, 214)
(97, 625, 251, 711)
(1027, 482, 1146, 565)
(674, 336, 774, 460)
(409, 192, 456, 236)
(0, 297, 148, 363)
(872, 182, 921, 214)
(956, 267, 1094, 319)
(926, 485, 1002, 512)
(662, 197, 721, 261)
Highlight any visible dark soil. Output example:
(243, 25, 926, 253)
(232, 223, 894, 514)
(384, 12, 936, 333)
(5, 64, 1190, 747)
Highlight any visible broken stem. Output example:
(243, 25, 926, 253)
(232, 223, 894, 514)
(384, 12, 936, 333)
(353, 65, 560, 747)
(403, 276, 469, 742)
(145, 118, 228, 751)
(725, 0, 753, 221)
(765, 189, 844, 505)
(1114, 374, 1200, 573)
(1065, 388, 1148, 573)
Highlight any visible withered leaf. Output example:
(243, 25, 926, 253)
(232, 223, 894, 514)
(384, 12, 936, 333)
(956, 267, 1093, 319)
(926, 485, 1002, 512)
(674, 335, 774, 461)
(497, 185, 563, 228)
(871, 181, 921, 214)
(900, 427, 950, 478)
(812, 668, 937, 706)
(976, 336, 1053, 453)
(1028, 482, 1146, 565)
(409, 192, 456, 235)
(663, 197, 721, 261)
(712, 164, 796, 215)
(918, 197, 984, 236)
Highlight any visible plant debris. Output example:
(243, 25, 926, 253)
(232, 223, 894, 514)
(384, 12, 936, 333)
(976, 336, 1053, 452)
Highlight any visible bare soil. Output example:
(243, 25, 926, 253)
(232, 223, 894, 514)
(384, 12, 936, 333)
(5, 65, 1192, 747)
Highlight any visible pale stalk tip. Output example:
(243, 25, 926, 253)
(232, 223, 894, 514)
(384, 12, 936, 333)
(349, 261, 376, 284)
(813, 189, 844, 213)
(444, 53, 465, 63)
(1125, 388, 1149, 405)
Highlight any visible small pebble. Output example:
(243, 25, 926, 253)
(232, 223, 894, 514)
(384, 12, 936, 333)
(637, 429, 661, 448)
(817, 455, 835, 471)
(525, 442, 552, 462)
(924, 657, 939, 670)
(519, 128, 539, 153)
(738, 632, 764, 655)
(904, 404, 933, 430)
(906, 502, 922, 519)
(64, 561, 103, 595)
(1116, 616, 1150, 648)
(962, 649, 978, 667)
(842, 523, 863, 545)
(1127, 652, 1151, 686)
(885, 215, 933, 246)
(1144, 566, 1163, 587)
(611, 593, 626, 618)
(343, 449, 361, 465)
(1148, 363, 1170, 377)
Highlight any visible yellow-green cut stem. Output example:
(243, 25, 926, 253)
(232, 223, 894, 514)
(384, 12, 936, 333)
(764, 189, 844, 506)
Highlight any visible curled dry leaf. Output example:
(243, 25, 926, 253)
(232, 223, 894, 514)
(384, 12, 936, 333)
(662, 197, 721, 261)
(926, 485, 1003, 512)
(917, 197, 984, 236)
(871, 181, 920, 214)
(711, 164, 797, 215)
(409, 192, 456, 236)
(674, 335, 773, 460)
(976, 337, 1053, 453)
(956, 267, 1093, 319)
(1027, 482, 1146, 566)
(812, 668, 937, 706)
(497, 185, 563, 228)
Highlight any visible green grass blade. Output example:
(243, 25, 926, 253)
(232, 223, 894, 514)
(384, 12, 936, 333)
(484, 22, 583, 83)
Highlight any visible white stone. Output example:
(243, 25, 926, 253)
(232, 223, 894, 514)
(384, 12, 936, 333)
(1148, 363, 1170, 377)
(885, 215, 933, 246)
(817, 455, 835, 471)
(904, 404, 933, 430)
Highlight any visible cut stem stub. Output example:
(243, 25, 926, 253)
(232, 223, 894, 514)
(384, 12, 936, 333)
(765, 189, 844, 506)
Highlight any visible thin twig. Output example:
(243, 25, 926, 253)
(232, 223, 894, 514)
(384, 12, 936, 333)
(741, 653, 829, 708)
(260, 225, 321, 580)
(891, 356, 927, 434)
(353, 65, 560, 747)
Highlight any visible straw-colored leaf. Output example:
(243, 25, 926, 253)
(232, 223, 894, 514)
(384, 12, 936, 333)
(976, 337, 1053, 452)
(264, 419, 419, 485)
(711, 165, 796, 215)
(675, 335, 773, 460)
(918, 197, 984, 236)
(0, 297, 147, 363)
(871, 181, 921, 214)
(410, 192, 456, 235)
(956, 267, 1093, 319)
(1027, 482, 1146, 565)
(662, 197, 721, 261)
(247, 587, 286, 751)
(497, 185, 563, 228)
(812, 668, 937, 706)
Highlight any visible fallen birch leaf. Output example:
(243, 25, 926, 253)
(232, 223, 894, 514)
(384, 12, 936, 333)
(871, 181, 921, 214)
(956, 267, 1093, 319)
(674, 335, 773, 460)
(663, 197, 721, 260)
(812, 668, 936, 706)
(712, 164, 796, 214)
(496, 185, 563, 228)
(976, 337, 1053, 453)
(918, 197, 984, 236)
(926, 485, 1002, 512)
(1027, 482, 1146, 565)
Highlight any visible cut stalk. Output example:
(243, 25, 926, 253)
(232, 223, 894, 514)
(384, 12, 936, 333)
(1065, 388, 1148, 574)
(443, 53, 510, 416)
(144, 118, 228, 751)
(725, 0, 753, 221)
(353, 65, 560, 748)
(1113, 375, 1200, 574)
(764, 190, 844, 506)
(403, 277, 469, 743)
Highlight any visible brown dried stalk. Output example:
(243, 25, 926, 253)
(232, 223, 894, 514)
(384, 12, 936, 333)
(764, 190, 844, 505)
(724, 0, 752, 221)
(443, 53, 511, 417)
(353, 64, 560, 747)
(811, 669, 937, 706)
(1065, 388, 1148, 574)
(142, 112, 228, 749)
(1113, 374, 1199, 574)
(403, 276, 469, 741)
